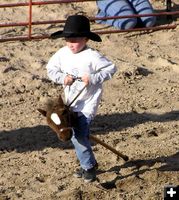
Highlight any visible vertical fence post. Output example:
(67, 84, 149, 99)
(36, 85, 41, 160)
(28, 0, 32, 39)
(166, 0, 172, 20)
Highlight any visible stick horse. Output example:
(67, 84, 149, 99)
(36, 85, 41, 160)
(38, 86, 129, 162)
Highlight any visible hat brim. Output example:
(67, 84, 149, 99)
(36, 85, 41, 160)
(50, 30, 102, 42)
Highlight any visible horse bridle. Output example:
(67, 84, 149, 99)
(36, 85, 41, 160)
(66, 85, 86, 107)
(56, 85, 86, 133)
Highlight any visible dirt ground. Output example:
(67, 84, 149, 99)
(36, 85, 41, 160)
(1, 0, 179, 199)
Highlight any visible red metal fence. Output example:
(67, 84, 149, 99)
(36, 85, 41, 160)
(0, 0, 178, 42)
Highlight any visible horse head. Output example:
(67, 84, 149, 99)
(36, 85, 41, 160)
(38, 95, 129, 161)
(38, 95, 75, 142)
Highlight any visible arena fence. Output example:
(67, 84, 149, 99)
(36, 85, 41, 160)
(0, 0, 178, 42)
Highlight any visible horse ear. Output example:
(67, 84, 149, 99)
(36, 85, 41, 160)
(58, 95, 65, 106)
(37, 108, 47, 117)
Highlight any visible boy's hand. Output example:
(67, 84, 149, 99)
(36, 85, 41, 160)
(81, 74, 90, 86)
(64, 75, 74, 86)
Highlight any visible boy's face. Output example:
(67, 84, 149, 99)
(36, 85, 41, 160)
(65, 37, 88, 54)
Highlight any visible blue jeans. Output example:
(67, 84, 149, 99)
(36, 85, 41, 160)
(96, 0, 156, 29)
(71, 113, 96, 170)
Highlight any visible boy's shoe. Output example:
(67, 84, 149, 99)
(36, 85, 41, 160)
(73, 167, 96, 183)
(83, 167, 96, 183)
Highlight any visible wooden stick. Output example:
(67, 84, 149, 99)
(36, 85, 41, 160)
(89, 134, 129, 161)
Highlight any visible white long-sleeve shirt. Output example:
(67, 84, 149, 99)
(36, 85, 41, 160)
(46, 46, 117, 119)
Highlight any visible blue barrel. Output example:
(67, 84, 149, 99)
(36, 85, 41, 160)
(96, 0, 156, 29)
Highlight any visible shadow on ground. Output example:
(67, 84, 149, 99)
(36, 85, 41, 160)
(0, 110, 179, 153)
(98, 151, 179, 189)
(92, 110, 179, 133)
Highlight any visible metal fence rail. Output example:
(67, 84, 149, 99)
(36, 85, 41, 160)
(0, 0, 178, 42)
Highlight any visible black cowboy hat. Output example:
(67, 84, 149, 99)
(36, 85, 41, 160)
(50, 15, 102, 42)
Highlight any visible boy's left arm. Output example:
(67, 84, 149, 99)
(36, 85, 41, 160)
(89, 55, 117, 85)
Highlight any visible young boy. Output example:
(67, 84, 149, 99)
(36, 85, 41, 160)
(46, 15, 116, 183)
